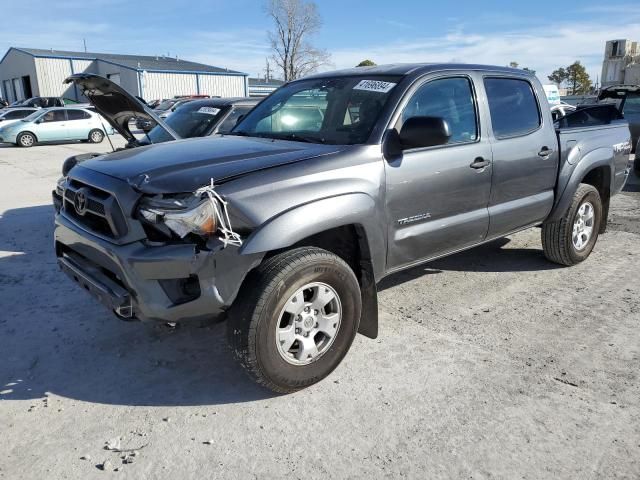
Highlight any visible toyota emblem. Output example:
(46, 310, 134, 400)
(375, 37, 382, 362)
(74, 189, 88, 216)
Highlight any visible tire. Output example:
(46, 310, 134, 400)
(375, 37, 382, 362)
(17, 132, 36, 148)
(227, 247, 362, 393)
(88, 129, 104, 144)
(634, 154, 640, 175)
(542, 183, 602, 266)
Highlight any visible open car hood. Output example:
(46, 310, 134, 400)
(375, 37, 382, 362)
(63, 73, 180, 145)
(598, 84, 640, 101)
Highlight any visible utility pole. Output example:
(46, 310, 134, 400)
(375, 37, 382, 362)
(264, 59, 272, 82)
(83, 38, 87, 53)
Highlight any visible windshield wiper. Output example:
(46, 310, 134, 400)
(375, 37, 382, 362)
(266, 132, 326, 144)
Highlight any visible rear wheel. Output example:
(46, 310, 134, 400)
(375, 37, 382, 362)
(227, 247, 362, 393)
(88, 129, 104, 144)
(17, 132, 36, 148)
(542, 183, 602, 266)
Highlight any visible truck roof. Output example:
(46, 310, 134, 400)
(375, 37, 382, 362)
(303, 63, 534, 80)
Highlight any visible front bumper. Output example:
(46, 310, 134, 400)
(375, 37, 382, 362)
(0, 131, 18, 143)
(54, 213, 262, 323)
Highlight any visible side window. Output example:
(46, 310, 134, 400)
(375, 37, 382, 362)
(401, 77, 478, 144)
(42, 110, 66, 122)
(67, 110, 90, 121)
(217, 106, 250, 133)
(4, 110, 30, 119)
(484, 78, 541, 138)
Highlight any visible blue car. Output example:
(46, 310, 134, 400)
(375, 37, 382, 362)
(0, 107, 114, 147)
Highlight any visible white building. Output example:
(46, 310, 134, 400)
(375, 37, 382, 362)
(601, 39, 640, 87)
(0, 47, 249, 103)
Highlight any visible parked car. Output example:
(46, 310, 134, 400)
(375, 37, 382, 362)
(136, 97, 209, 132)
(8, 96, 65, 108)
(595, 85, 640, 173)
(141, 97, 259, 144)
(0, 107, 38, 127)
(147, 99, 168, 109)
(54, 64, 632, 392)
(550, 103, 576, 121)
(0, 107, 114, 147)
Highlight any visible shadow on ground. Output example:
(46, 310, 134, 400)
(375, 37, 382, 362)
(0, 205, 272, 406)
(379, 237, 561, 291)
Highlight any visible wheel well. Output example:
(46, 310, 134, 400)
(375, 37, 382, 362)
(289, 225, 369, 278)
(581, 166, 611, 233)
(264, 224, 379, 338)
(18, 131, 37, 141)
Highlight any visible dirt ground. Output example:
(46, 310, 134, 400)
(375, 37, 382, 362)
(1, 138, 639, 479)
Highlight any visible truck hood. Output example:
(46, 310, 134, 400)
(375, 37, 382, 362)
(77, 135, 346, 193)
(63, 73, 180, 144)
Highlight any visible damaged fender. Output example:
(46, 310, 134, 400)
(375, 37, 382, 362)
(239, 192, 385, 338)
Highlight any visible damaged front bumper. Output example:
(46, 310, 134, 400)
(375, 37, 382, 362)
(54, 213, 263, 323)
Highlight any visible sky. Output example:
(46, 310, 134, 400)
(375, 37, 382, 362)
(2, 0, 640, 85)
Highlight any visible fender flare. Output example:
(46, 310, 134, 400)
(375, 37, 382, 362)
(239, 192, 386, 340)
(547, 148, 614, 223)
(240, 193, 385, 268)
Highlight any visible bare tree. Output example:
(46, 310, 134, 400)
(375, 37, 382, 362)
(265, 0, 331, 81)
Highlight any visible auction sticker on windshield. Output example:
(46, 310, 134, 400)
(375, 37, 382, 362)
(198, 107, 221, 115)
(353, 80, 396, 93)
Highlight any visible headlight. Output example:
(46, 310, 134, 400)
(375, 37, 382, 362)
(140, 199, 217, 238)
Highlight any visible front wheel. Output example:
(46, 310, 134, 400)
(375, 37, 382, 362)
(17, 132, 36, 148)
(88, 129, 104, 144)
(227, 247, 362, 393)
(542, 183, 602, 266)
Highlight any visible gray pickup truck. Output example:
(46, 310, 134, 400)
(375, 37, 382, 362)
(54, 64, 632, 392)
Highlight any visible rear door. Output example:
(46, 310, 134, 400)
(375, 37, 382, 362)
(482, 76, 558, 237)
(35, 109, 69, 141)
(385, 74, 493, 270)
(66, 109, 92, 139)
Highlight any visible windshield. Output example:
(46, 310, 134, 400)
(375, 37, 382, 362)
(22, 110, 45, 122)
(155, 99, 178, 111)
(232, 75, 401, 145)
(147, 103, 226, 143)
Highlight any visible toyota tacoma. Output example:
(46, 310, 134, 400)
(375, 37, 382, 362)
(54, 64, 633, 392)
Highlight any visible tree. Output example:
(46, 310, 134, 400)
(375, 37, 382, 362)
(548, 67, 568, 87)
(548, 62, 592, 94)
(357, 59, 376, 67)
(508, 61, 535, 74)
(565, 61, 592, 95)
(265, 0, 331, 81)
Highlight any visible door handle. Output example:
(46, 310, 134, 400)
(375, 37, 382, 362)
(470, 157, 490, 169)
(538, 147, 553, 157)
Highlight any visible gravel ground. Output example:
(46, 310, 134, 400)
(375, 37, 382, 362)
(0, 139, 639, 479)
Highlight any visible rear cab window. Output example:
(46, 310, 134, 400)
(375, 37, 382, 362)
(484, 77, 541, 139)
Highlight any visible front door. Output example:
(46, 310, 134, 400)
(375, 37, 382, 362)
(385, 75, 493, 270)
(35, 109, 69, 141)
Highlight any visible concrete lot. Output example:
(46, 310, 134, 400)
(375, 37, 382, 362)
(0, 138, 639, 479)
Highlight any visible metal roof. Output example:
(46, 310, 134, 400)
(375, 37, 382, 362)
(248, 77, 285, 86)
(303, 63, 533, 80)
(4, 47, 247, 76)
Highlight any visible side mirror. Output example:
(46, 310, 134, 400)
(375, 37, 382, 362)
(399, 116, 451, 149)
